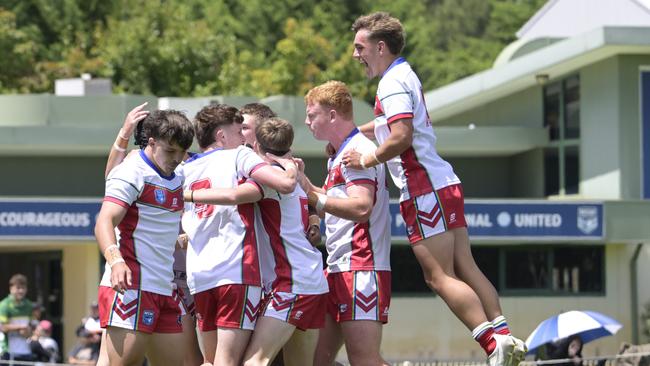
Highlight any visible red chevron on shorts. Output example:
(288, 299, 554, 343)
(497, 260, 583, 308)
(114, 298, 138, 320)
(418, 203, 442, 228)
(245, 299, 261, 321)
(271, 294, 294, 311)
(355, 291, 378, 313)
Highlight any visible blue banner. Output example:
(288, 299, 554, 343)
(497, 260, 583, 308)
(1, 199, 603, 242)
(0, 199, 101, 240)
(390, 200, 604, 241)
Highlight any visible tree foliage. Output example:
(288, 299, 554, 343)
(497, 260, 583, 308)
(0, 0, 545, 100)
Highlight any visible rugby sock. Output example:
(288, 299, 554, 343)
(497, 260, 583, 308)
(472, 321, 496, 355)
(491, 315, 511, 335)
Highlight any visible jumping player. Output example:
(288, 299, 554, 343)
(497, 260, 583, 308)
(342, 12, 526, 366)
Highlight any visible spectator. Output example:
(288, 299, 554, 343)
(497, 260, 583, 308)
(30, 319, 59, 362)
(68, 326, 100, 365)
(0, 273, 35, 362)
(537, 335, 583, 366)
(82, 301, 101, 335)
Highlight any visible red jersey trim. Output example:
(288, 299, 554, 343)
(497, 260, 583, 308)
(249, 162, 268, 176)
(104, 196, 130, 208)
(387, 112, 414, 124)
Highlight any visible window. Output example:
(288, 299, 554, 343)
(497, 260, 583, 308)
(471, 244, 604, 296)
(543, 75, 581, 196)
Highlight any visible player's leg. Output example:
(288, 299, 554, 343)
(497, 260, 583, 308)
(412, 230, 487, 328)
(243, 316, 296, 366)
(146, 332, 185, 366)
(282, 329, 319, 366)
(340, 320, 389, 366)
(96, 329, 109, 366)
(213, 284, 262, 366)
(452, 226, 502, 320)
(181, 313, 204, 366)
(200, 330, 218, 364)
(105, 327, 149, 366)
(313, 313, 343, 366)
(193, 288, 219, 364)
(214, 327, 253, 366)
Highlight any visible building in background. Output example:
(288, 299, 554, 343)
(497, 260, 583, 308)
(1, 0, 650, 360)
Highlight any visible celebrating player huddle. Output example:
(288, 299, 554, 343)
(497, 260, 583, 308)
(93, 11, 526, 366)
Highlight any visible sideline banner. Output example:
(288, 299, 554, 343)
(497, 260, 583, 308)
(1, 198, 603, 242)
(0, 199, 101, 240)
(390, 200, 604, 242)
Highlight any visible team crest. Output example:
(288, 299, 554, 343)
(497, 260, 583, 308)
(142, 310, 155, 326)
(577, 206, 599, 235)
(154, 189, 166, 204)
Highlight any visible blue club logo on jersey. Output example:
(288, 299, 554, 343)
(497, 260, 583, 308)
(154, 189, 166, 204)
(142, 310, 155, 326)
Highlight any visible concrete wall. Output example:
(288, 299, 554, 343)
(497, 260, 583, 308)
(618, 55, 650, 200)
(581, 57, 622, 199)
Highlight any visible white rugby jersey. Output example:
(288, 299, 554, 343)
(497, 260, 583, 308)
(255, 168, 328, 295)
(100, 150, 184, 296)
(373, 58, 460, 201)
(323, 129, 391, 273)
(181, 146, 266, 294)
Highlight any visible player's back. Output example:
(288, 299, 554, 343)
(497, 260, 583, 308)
(181, 146, 265, 294)
(256, 169, 328, 295)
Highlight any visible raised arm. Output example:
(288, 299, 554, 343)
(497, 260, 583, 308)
(104, 103, 149, 178)
(251, 159, 298, 194)
(185, 182, 262, 206)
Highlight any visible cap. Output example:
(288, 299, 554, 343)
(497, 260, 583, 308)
(39, 320, 53, 332)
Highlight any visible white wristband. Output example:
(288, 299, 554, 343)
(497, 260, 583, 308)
(109, 258, 125, 268)
(113, 143, 126, 152)
(118, 129, 129, 141)
(315, 193, 328, 212)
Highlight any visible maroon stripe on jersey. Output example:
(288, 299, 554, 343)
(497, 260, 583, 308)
(104, 196, 130, 208)
(243, 180, 264, 196)
(345, 179, 376, 188)
(351, 221, 375, 269)
(258, 198, 293, 292)
(117, 203, 141, 289)
(324, 165, 346, 191)
(249, 162, 267, 176)
(387, 112, 414, 124)
(237, 203, 261, 285)
(373, 95, 384, 117)
(400, 147, 434, 198)
(138, 183, 183, 212)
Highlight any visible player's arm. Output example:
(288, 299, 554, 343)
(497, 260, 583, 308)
(343, 119, 412, 170)
(104, 102, 149, 178)
(185, 182, 262, 205)
(358, 120, 376, 140)
(251, 161, 298, 194)
(94, 200, 131, 293)
(308, 183, 375, 222)
(306, 205, 322, 246)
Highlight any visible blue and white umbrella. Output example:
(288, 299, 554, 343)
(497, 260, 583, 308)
(525, 310, 622, 354)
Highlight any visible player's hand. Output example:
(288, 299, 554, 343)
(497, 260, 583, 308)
(307, 224, 321, 246)
(293, 157, 305, 173)
(342, 149, 363, 170)
(122, 102, 149, 137)
(176, 233, 189, 250)
(110, 262, 132, 294)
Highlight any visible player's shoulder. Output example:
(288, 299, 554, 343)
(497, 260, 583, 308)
(350, 133, 376, 152)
